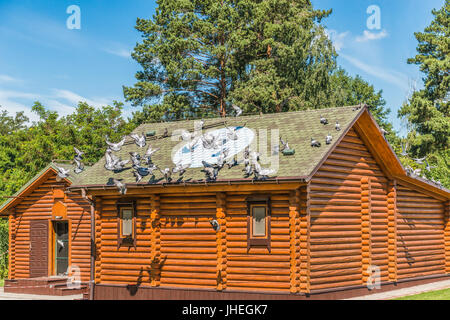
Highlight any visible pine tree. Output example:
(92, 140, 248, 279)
(124, 0, 336, 119)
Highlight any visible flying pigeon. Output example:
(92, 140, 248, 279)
(130, 133, 146, 148)
(253, 162, 275, 180)
(143, 145, 160, 165)
(104, 150, 129, 172)
(73, 157, 84, 174)
(105, 136, 126, 152)
(232, 104, 242, 117)
(201, 160, 220, 181)
(425, 160, 436, 172)
(311, 138, 321, 147)
(210, 220, 220, 232)
(172, 161, 190, 176)
(413, 156, 427, 165)
(129, 152, 141, 167)
(73, 147, 84, 160)
(201, 132, 219, 149)
(113, 178, 127, 195)
(335, 121, 341, 131)
(226, 126, 238, 140)
(55, 165, 70, 181)
(320, 115, 328, 125)
(400, 141, 409, 157)
(326, 134, 333, 145)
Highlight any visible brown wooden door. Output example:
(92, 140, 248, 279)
(30, 220, 48, 278)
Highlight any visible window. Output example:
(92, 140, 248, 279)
(251, 205, 267, 237)
(117, 200, 136, 247)
(246, 196, 271, 252)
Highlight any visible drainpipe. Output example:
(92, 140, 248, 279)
(82, 188, 96, 301)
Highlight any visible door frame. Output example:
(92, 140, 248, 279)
(48, 219, 72, 276)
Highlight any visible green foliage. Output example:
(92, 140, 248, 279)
(124, 0, 336, 119)
(0, 219, 7, 279)
(397, 0, 449, 187)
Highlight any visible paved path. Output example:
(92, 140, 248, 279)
(346, 279, 450, 300)
(0, 287, 83, 300)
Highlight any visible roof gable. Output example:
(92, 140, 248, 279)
(0, 162, 72, 215)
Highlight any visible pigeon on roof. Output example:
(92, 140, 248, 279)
(311, 138, 321, 147)
(105, 136, 126, 152)
(326, 134, 332, 145)
(335, 121, 341, 131)
(74, 158, 84, 174)
(112, 178, 127, 195)
(54, 165, 70, 181)
(320, 115, 328, 125)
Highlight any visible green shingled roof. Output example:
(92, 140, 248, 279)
(73, 105, 364, 186)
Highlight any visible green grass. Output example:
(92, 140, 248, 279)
(393, 288, 450, 300)
(0, 279, 3, 287)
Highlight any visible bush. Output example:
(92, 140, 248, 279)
(0, 219, 8, 279)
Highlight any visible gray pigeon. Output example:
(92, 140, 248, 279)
(113, 178, 127, 195)
(73, 147, 84, 160)
(253, 162, 275, 180)
(335, 121, 341, 131)
(320, 115, 328, 125)
(280, 137, 290, 151)
(55, 165, 70, 181)
(105, 136, 126, 152)
(144, 145, 160, 165)
(400, 141, 409, 157)
(129, 152, 141, 167)
(172, 161, 190, 176)
(311, 138, 321, 147)
(73, 157, 84, 174)
(232, 104, 242, 117)
(130, 133, 146, 148)
(425, 160, 436, 171)
(413, 156, 427, 165)
(159, 167, 172, 183)
(210, 219, 220, 232)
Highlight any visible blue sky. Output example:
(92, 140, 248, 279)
(0, 0, 444, 135)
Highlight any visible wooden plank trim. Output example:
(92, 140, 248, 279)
(94, 198, 102, 284)
(445, 200, 450, 273)
(150, 194, 161, 287)
(289, 189, 301, 293)
(361, 177, 372, 284)
(387, 180, 398, 281)
(298, 184, 310, 293)
(216, 192, 227, 291)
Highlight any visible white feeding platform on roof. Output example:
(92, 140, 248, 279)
(172, 126, 255, 168)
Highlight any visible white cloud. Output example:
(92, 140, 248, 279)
(355, 29, 388, 42)
(339, 53, 409, 91)
(104, 47, 131, 59)
(52, 89, 110, 108)
(325, 29, 350, 52)
(0, 74, 21, 84)
(0, 88, 113, 123)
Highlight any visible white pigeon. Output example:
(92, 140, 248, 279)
(113, 179, 127, 195)
(105, 136, 126, 152)
(144, 145, 160, 164)
(73, 147, 84, 160)
(55, 165, 70, 181)
(74, 158, 84, 174)
(326, 134, 333, 145)
(232, 104, 242, 117)
(130, 133, 146, 148)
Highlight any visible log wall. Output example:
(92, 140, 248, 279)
(8, 171, 91, 282)
(309, 128, 390, 291)
(396, 184, 445, 279)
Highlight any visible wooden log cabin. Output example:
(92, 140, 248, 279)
(1, 105, 449, 299)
